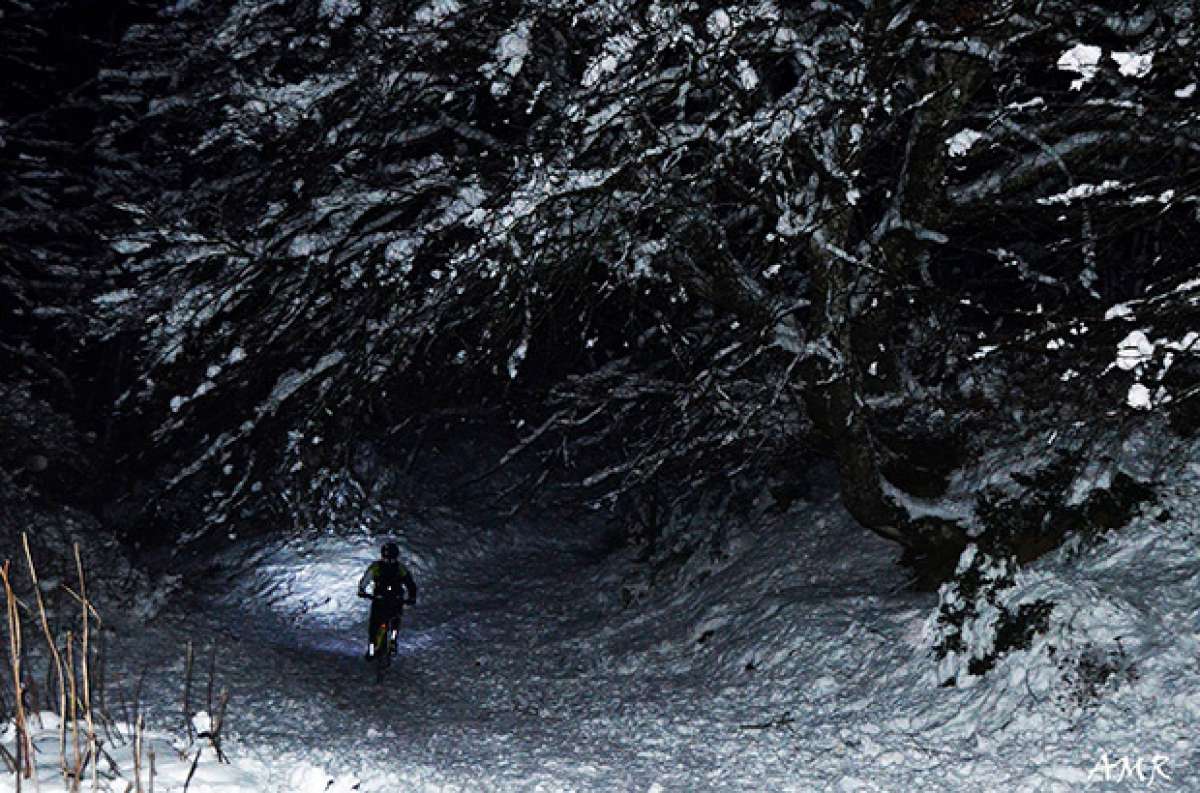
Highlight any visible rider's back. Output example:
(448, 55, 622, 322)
(369, 559, 410, 601)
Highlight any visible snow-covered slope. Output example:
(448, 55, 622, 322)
(6, 462, 1200, 791)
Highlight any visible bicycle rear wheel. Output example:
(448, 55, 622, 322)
(372, 623, 391, 682)
(374, 647, 391, 683)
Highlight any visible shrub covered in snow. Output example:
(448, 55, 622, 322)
(927, 545, 1054, 686)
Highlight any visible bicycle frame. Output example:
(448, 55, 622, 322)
(372, 615, 401, 655)
(371, 612, 402, 681)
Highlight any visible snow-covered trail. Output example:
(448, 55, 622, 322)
(104, 499, 936, 792)
(93, 486, 1200, 792)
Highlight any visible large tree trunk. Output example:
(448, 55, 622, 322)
(802, 43, 987, 558)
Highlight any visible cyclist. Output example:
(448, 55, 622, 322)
(357, 541, 418, 660)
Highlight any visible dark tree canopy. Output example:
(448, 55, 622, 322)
(3, 0, 1198, 577)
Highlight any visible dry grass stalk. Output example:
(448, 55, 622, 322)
(5, 544, 232, 792)
(132, 714, 144, 793)
(21, 534, 69, 780)
(1, 560, 34, 787)
(181, 747, 202, 793)
(73, 544, 99, 793)
(66, 632, 81, 791)
(205, 645, 216, 717)
(183, 642, 194, 743)
(209, 689, 230, 765)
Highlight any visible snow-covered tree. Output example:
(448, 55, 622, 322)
(80, 0, 1198, 572)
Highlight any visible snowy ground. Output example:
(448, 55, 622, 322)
(5, 474, 1200, 791)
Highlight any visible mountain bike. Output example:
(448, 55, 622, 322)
(360, 594, 410, 683)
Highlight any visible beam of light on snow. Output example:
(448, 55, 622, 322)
(251, 536, 385, 629)
(216, 533, 456, 663)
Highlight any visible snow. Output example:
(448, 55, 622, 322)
(0, 712, 261, 792)
(1104, 302, 1134, 321)
(883, 478, 974, 526)
(736, 60, 759, 92)
(1127, 382, 1152, 409)
(1056, 44, 1102, 90)
(414, 0, 461, 25)
(111, 239, 151, 254)
(1036, 179, 1123, 205)
(506, 332, 529, 378)
(707, 9, 733, 39)
(495, 22, 532, 77)
(1067, 458, 1113, 505)
(946, 129, 983, 157)
(1177, 83, 1197, 99)
(582, 35, 638, 88)
(9, 454, 1200, 792)
(93, 289, 137, 305)
(288, 234, 321, 257)
(1127, 188, 1176, 205)
(318, 0, 359, 27)
(488, 20, 533, 97)
(1116, 329, 1154, 370)
(775, 210, 803, 237)
(1111, 51, 1153, 78)
(259, 351, 346, 416)
(238, 76, 351, 134)
(192, 711, 214, 735)
(1165, 331, 1200, 352)
(583, 55, 619, 87)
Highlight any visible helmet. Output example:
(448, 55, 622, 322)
(381, 542, 399, 560)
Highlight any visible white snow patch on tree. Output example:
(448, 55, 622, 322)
(707, 9, 733, 39)
(289, 234, 323, 257)
(1130, 188, 1176, 205)
(488, 20, 533, 97)
(882, 479, 975, 527)
(1177, 82, 1197, 99)
(1056, 44, 1102, 90)
(507, 339, 528, 379)
(1111, 51, 1153, 78)
(1116, 330, 1154, 370)
(261, 351, 346, 416)
(414, 0, 460, 25)
(775, 210, 803, 237)
(1104, 302, 1134, 321)
(1067, 459, 1113, 506)
(946, 129, 983, 157)
(1165, 331, 1199, 352)
(1126, 382, 1152, 409)
(583, 55, 619, 87)
(582, 35, 636, 88)
(93, 289, 137, 305)
(111, 239, 151, 254)
(385, 235, 423, 267)
(1037, 180, 1124, 205)
(736, 60, 759, 91)
(319, 0, 360, 27)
